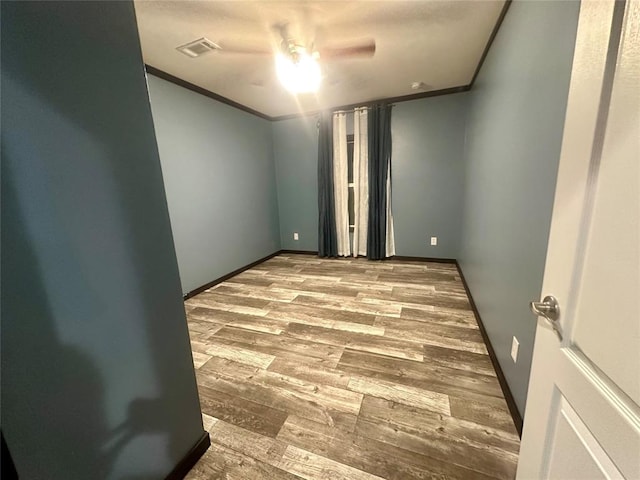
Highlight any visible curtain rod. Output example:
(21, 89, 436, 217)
(315, 103, 395, 128)
(331, 104, 396, 115)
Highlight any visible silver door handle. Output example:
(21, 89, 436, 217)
(530, 295, 563, 340)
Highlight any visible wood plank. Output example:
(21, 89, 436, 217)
(206, 335, 342, 369)
(212, 326, 344, 364)
(187, 297, 269, 316)
(329, 321, 385, 335)
(358, 288, 471, 311)
(393, 286, 469, 300)
(432, 283, 469, 295)
(210, 419, 289, 465)
(422, 343, 496, 376)
(340, 272, 380, 282)
(187, 295, 270, 316)
(292, 294, 402, 317)
(449, 395, 518, 434)
(266, 302, 377, 326)
(390, 263, 457, 273)
(357, 296, 437, 313)
(284, 323, 423, 362)
(377, 270, 458, 283)
(193, 290, 272, 309)
(199, 355, 260, 378)
(189, 339, 212, 354)
(277, 414, 498, 480)
(191, 351, 212, 369)
(298, 265, 376, 277)
(185, 442, 300, 480)
(205, 342, 275, 369)
(252, 261, 303, 273)
(278, 445, 385, 480)
(291, 280, 363, 298)
(196, 368, 359, 432)
(397, 307, 478, 329)
(212, 283, 300, 302)
(338, 349, 503, 401)
(363, 280, 436, 293)
(354, 417, 518, 480)
(190, 306, 288, 334)
(268, 357, 352, 388)
(224, 275, 274, 287)
(187, 308, 226, 325)
(290, 273, 344, 282)
(186, 318, 224, 335)
(199, 383, 288, 437)
(359, 395, 520, 454)
(347, 376, 450, 415)
(377, 315, 484, 342)
(335, 279, 394, 294)
(253, 369, 363, 415)
(249, 272, 306, 284)
(376, 317, 489, 354)
(374, 309, 482, 341)
(202, 413, 218, 432)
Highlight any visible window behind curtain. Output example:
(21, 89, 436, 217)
(347, 134, 355, 232)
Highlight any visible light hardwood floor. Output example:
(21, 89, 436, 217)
(184, 253, 520, 479)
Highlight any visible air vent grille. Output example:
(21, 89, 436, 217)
(176, 37, 220, 58)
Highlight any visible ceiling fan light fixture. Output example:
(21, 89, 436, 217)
(276, 51, 321, 94)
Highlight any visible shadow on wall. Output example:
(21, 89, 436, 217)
(1, 2, 202, 478)
(3, 172, 178, 478)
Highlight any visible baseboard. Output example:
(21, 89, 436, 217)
(279, 249, 318, 255)
(183, 251, 281, 300)
(455, 261, 524, 437)
(165, 431, 210, 480)
(280, 252, 457, 263)
(182, 251, 456, 300)
(391, 255, 456, 263)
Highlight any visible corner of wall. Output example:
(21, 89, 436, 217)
(456, 0, 580, 417)
(270, 120, 285, 249)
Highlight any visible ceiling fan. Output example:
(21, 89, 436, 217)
(272, 24, 375, 59)
(217, 24, 376, 93)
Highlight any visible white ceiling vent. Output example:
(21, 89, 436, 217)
(176, 38, 220, 58)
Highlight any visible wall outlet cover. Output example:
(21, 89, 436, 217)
(293, 232, 299, 240)
(511, 336, 520, 362)
(430, 236, 438, 246)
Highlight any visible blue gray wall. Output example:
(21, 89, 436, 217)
(147, 76, 281, 294)
(273, 94, 467, 256)
(393, 94, 467, 258)
(1, 2, 204, 478)
(459, 0, 580, 415)
(272, 116, 319, 251)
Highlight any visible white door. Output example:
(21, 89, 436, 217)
(516, 0, 640, 479)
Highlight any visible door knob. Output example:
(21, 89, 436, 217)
(530, 295, 563, 340)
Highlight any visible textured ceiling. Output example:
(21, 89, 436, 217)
(134, 1, 506, 118)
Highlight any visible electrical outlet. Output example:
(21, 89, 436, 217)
(430, 236, 438, 246)
(293, 232, 299, 241)
(511, 336, 519, 362)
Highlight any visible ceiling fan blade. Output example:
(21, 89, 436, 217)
(318, 39, 376, 60)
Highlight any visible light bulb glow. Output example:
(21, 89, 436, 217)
(276, 52, 321, 93)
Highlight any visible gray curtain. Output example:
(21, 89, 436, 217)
(367, 104, 392, 260)
(317, 112, 338, 257)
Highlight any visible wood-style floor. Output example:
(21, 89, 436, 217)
(184, 253, 520, 479)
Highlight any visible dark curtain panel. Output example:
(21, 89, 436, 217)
(317, 112, 338, 257)
(367, 104, 392, 260)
